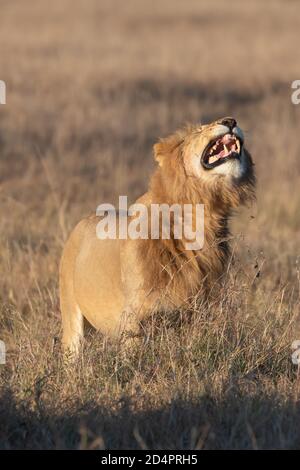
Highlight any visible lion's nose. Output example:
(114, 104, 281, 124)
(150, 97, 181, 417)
(221, 117, 237, 131)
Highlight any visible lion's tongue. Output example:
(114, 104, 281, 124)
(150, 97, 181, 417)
(219, 135, 236, 158)
(208, 134, 238, 164)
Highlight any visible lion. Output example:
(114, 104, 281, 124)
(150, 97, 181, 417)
(60, 117, 255, 355)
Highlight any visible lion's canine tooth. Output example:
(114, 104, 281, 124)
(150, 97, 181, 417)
(224, 144, 229, 153)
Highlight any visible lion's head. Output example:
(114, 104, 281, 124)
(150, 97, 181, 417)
(153, 117, 255, 206)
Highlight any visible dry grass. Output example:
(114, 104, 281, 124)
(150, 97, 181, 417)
(1, 0, 300, 449)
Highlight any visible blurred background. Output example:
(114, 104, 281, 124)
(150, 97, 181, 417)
(0, 0, 300, 449)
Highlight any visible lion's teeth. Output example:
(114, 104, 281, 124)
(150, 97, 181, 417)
(224, 144, 229, 153)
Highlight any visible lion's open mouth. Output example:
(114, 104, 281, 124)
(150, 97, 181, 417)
(202, 134, 242, 169)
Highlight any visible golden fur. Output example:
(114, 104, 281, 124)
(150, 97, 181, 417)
(60, 118, 255, 354)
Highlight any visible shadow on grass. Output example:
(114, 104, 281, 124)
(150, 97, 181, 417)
(1, 384, 299, 450)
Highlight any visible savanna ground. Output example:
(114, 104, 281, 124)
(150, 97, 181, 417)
(0, 0, 300, 450)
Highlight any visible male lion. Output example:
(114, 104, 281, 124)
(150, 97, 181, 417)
(60, 117, 255, 355)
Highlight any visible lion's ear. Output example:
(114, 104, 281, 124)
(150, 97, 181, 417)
(153, 133, 183, 167)
(153, 142, 166, 167)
